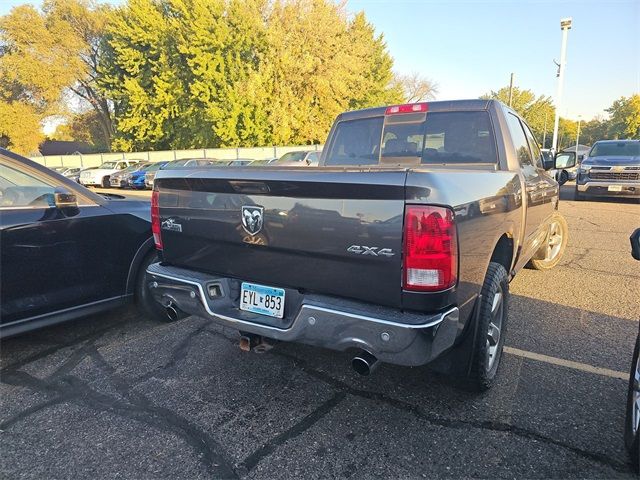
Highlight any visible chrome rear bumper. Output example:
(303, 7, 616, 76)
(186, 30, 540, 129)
(146, 263, 463, 367)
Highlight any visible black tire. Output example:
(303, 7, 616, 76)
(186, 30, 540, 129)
(135, 251, 178, 322)
(625, 333, 640, 473)
(558, 170, 568, 186)
(101, 176, 110, 188)
(527, 212, 568, 271)
(467, 262, 509, 392)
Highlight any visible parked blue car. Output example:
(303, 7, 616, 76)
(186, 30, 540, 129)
(128, 161, 169, 189)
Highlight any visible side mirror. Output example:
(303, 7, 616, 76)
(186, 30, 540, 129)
(554, 152, 576, 169)
(631, 228, 640, 261)
(54, 187, 78, 209)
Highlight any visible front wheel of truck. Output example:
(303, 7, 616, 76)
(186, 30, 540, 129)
(467, 262, 509, 392)
(527, 213, 568, 270)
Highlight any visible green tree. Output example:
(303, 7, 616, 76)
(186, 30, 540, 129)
(0, 1, 112, 152)
(606, 94, 640, 139)
(480, 86, 554, 147)
(580, 117, 609, 145)
(100, 0, 402, 150)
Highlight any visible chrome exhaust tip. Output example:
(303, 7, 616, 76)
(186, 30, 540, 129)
(166, 303, 179, 322)
(352, 351, 378, 376)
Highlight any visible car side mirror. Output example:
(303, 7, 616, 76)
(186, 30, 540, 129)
(554, 153, 576, 169)
(631, 228, 640, 261)
(54, 187, 78, 209)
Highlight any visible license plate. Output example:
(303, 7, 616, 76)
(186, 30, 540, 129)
(240, 282, 285, 318)
(608, 185, 623, 192)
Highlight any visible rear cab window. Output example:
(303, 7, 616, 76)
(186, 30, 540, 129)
(324, 110, 497, 166)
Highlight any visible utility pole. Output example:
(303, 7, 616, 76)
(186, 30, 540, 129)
(551, 18, 572, 154)
(575, 115, 582, 155)
(508, 73, 515, 107)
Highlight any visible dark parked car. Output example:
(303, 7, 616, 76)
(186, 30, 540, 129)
(145, 158, 213, 189)
(146, 99, 568, 391)
(626, 228, 640, 473)
(0, 148, 165, 337)
(575, 140, 640, 200)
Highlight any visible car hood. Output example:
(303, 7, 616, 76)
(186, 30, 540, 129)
(582, 156, 640, 167)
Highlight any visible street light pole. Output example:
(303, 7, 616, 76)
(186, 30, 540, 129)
(551, 18, 572, 154)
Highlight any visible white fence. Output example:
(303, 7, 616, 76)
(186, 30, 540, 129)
(29, 144, 323, 168)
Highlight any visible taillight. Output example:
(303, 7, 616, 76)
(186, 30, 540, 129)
(151, 189, 162, 250)
(385, 103, 428, 115)
(403, 205, 457, 291)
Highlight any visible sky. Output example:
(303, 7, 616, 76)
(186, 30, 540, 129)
(1, 0, 638, 120)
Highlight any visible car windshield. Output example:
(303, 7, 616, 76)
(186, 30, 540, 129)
(122, 163, 148, 173)
(277, 152, 307, 163)
(100, 161, 118, 169)
(146, 162, 167, 172)
(324, 111, 497, 166)
(589, 142, 640, 157)
(52, 167, 66, 173)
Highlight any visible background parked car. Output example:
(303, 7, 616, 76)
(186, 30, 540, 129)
(145, 158, 214, 189)
(575, 140, 640, 201)
(0, 148, 166, 337)
(272, 150, 321, 166)
(79, 159, 139, 188)
(110, 162, 151, 188)
(127, 161, 169, 189)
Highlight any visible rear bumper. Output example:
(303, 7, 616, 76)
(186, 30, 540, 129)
(577, 181, 640, 198)
(146, 263, 463, 367)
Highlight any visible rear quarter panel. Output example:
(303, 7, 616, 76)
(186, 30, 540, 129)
(405, 168, 523, 318)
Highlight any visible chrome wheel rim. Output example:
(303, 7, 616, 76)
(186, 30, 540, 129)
(546, 221, 563, 261)
(632, 351, 640, 436)
(486, 286, 504, 372)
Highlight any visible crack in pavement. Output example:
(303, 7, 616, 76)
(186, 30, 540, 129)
(235, 392, 347, 476)
(270, 350, 635, 475)
(1, 326, 238, 479)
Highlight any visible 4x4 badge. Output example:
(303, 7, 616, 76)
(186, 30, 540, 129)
(241, 206, 264, 236)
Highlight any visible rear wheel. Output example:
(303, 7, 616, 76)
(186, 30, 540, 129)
(625, 333, 640, 473)
(135, 251, 179, 322)
(527, 213, 568, 270)
(467, 262, 509, 391)
(101, 176, 110, 188)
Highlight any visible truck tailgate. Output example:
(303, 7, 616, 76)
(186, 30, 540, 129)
(155, 168, 407, 308)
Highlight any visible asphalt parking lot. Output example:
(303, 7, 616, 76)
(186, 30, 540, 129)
(1, 184, 639, 479)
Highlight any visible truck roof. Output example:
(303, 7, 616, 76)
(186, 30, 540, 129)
(338, 99, 497, 122)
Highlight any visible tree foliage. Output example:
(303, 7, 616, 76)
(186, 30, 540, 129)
(99, 0, 403, 151)
(606, 94, 640, 139)
(393, 72, 437, 103)
(480, 86, 554, 147)
(0, 0, 111, 153)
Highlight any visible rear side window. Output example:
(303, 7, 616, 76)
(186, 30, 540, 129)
(324, 111, 497, 166)
(505, 113, 534, 167)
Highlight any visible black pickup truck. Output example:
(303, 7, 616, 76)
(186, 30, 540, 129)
(146, 99, 568, 390)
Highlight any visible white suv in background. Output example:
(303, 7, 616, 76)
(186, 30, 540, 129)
(79, 160, 139, 188)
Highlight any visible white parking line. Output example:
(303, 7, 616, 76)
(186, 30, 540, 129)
(504, 346, 628, 380)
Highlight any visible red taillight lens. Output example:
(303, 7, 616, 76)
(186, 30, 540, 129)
(151, 190, 162, 250)
(403, 205, 457, 291)
(385, 103, 428, 115)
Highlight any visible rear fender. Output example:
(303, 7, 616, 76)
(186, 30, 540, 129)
(125, 237, 156, 295)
